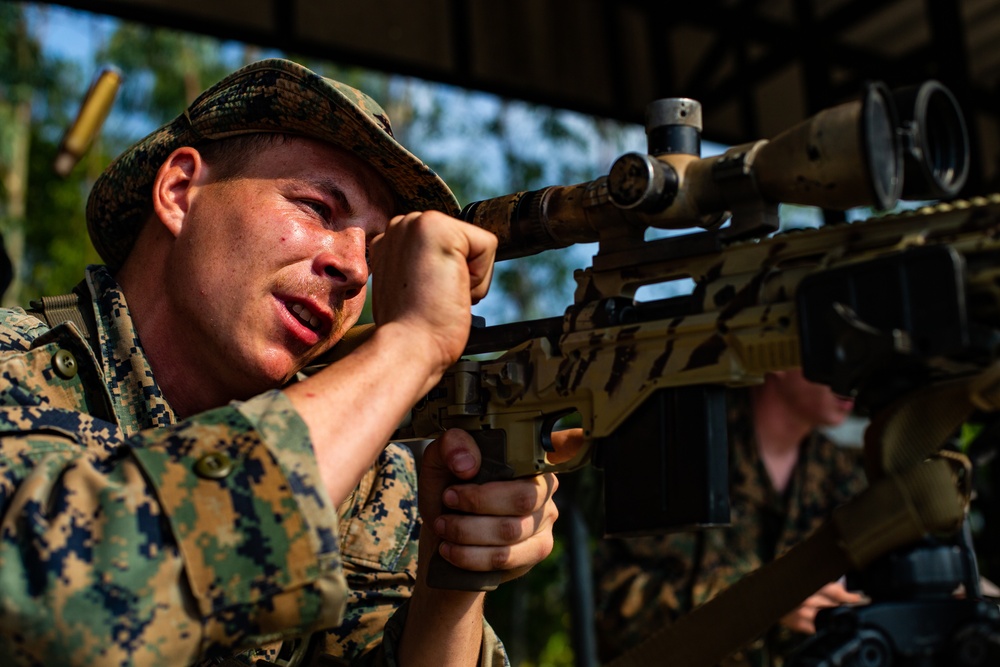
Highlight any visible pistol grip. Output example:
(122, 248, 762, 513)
(425, 429, 516, 591)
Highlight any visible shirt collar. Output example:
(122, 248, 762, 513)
(84, 265, 177, 433)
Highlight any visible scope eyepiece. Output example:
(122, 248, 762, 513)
(892, 80, 970, 200)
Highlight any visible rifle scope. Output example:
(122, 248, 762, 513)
(461, 80, 968, 262)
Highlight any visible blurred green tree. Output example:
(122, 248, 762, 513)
(1, 2, 104, 303)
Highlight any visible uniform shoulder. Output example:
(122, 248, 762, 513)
(0, 307, 48, 352)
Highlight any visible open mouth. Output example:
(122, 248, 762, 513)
(289, 302, 323, 333)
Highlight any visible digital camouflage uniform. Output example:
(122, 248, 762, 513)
(0, 266, 506, 666)
(593, 392, 867, 667)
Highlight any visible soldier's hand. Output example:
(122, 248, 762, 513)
(369, 211, 496, 374)
(418, 429, 559, 584)
(780, 580, 864, 634)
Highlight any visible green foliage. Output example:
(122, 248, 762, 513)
(0, 3, 38, 201)
(0, 3, 45, 101)
(1, 1, 92, 302)
(22, 125, 99, 297)
(96, 23, 234, 125)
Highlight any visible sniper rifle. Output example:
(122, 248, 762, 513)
(389, 79, 974, 538)
(322, 80, 998, 663)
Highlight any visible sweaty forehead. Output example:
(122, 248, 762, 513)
(352, 161, 399, 219)
(293, 135, 399, 218)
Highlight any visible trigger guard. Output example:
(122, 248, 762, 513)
(540, 409, 576, 453)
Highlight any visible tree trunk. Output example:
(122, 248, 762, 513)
(2, 97, 32, 307)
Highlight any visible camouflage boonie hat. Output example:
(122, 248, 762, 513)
(86, 58, 460, 270)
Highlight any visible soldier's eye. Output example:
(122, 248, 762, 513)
(303, 199, 330, 219)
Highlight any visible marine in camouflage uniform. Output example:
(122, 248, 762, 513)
(0, 59, 517, 666)
(593, 390, 867, 667)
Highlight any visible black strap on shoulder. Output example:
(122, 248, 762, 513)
(27, 280, 100, 352)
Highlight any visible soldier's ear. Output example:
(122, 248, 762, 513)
(151, 146, 205, 238)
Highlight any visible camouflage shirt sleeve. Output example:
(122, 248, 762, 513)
(309, 442, 508, 667)
(0, 333, 349, 666)
(312, 442, 420, 663)
(1, 269, 507, 666)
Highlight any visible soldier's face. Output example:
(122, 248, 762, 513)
(771, 368, 855, 427)
(166, 136, 393, 396)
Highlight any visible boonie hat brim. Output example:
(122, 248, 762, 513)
(86, 58, 460, 270)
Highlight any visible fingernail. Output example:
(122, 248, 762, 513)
(444, 489, 459, 508)
(434, 517, 446, 536)
(451, 452, 475, 473)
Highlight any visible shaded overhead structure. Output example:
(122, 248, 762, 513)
(38, 0, 1000, 190)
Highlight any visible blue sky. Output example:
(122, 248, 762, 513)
(26, 3, 114, 66)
